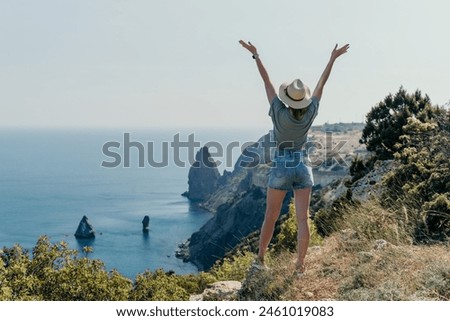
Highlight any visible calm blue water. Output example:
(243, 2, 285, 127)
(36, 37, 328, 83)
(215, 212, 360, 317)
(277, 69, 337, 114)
(0, 128, 264, 279)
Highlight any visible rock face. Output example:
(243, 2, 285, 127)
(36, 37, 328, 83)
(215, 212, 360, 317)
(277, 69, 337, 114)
(142, 215, 150, 232)
(185, 185, 268, 270)
(199, 134, 272, 213)
(184, 147, 221, 201)
(310, 159, 394, 214)
(74, 216, 95, 239)
(351, 160, 394, 202)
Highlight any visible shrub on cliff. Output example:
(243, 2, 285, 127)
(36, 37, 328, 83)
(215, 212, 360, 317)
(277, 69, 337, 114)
(0, 236, 218, 301)
(382, 106, 450, 241)
(131, 269, 189, 301)
(360, 87, 432, 160)
(0, 236, 132, 300)
(209, 251, 255, 282)
(344, 88, 449, 241)
(131, 270, 216, 300)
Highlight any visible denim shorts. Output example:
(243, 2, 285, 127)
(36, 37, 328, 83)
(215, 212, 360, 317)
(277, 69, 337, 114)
(268, 150, 314, 190)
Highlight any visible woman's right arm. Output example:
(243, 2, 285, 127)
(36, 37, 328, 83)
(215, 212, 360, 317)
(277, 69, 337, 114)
(239, 40, 276, 104)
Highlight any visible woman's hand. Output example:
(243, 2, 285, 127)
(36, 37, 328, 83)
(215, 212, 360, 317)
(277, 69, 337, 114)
(239, 40, 258, 55)
(330, 43, 350, 61)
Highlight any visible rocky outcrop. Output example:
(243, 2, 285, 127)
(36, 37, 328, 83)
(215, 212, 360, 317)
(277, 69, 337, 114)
(310, 159, 394, 214)
(142, 215, 150, 232)
(190, 281, 241, 301)
(351, 160, 394, 202)
(183, 147, 221, 201)
(74, 216, 95, 239)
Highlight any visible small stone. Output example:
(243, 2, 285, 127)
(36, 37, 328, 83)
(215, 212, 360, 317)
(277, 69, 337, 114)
(374, 239, 389, 250)
(305, 291, 314, 298)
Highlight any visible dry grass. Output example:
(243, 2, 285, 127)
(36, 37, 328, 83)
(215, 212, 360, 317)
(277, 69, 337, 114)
(277, 232, 449, 301)
(237, 199, 449, 301)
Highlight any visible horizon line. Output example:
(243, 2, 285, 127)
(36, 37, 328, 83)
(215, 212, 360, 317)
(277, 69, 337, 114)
(0, 121, 365, 131)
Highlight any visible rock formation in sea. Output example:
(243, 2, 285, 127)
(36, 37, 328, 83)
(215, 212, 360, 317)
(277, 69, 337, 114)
(142, 215, 150, 232)
(183, 146, 221, 201)
(74, 215, 95, 239)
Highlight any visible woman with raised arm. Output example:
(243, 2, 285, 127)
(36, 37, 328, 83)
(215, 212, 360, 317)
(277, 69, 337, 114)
(239, 40, 349, 275)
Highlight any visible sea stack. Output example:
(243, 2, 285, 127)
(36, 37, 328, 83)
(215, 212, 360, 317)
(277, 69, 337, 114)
(74, 215, 95, 239)
(142, 215, 150, 232)
(184, 146, 220, 201)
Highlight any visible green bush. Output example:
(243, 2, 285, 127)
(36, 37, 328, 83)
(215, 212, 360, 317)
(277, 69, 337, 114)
(209, 251, 254, 281)
(0, 236, 133, 300)
(172, 272, 217, 295)
(360, 87, 432, 160)
(0, 236, 221, 301)
(422, 194, 450, 240)
(382, 107, 450, 241)
(131, 269, 189, 301)
(274, 202, 323, 252)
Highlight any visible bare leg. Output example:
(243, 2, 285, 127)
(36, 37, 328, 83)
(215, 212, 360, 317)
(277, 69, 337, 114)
(294, 188, 312, 270)
(258, 188, 287, 261)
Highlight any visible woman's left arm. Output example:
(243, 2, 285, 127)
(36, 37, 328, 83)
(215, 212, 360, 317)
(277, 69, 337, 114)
(313, 43, 350, 101)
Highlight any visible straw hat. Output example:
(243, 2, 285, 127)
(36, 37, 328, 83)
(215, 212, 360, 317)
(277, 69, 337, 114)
(279, 79, 312, 109)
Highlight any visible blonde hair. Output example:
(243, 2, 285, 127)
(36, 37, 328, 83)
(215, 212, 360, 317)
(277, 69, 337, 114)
(289, 107, 307, 121)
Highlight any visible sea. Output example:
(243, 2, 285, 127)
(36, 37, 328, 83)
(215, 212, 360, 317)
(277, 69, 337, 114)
(0, 127, 266, 279)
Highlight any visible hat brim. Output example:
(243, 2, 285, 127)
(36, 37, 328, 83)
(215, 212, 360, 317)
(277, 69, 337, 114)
(278, 82, 312, 109)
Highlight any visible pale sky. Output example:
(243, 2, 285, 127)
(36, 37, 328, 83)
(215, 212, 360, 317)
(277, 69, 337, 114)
(1, 0, 449, 129)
